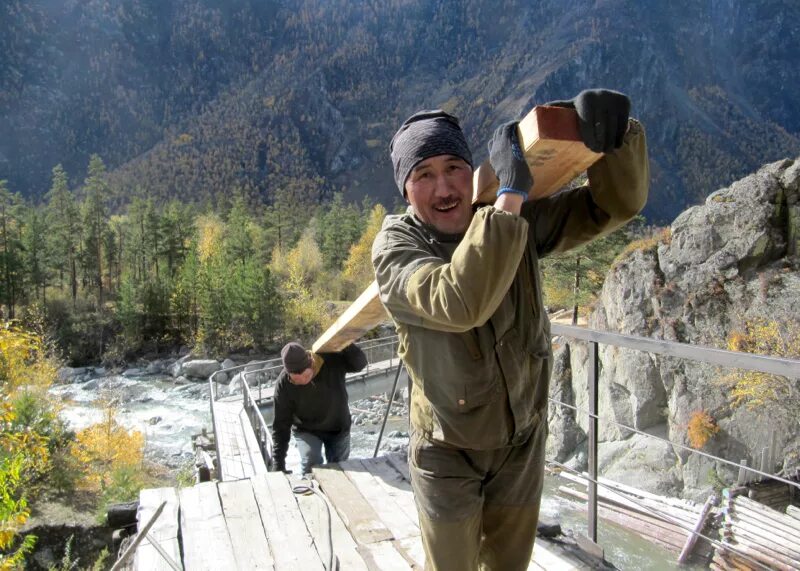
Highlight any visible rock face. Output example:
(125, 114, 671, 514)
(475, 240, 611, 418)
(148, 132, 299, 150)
(548, 157, 800, 501)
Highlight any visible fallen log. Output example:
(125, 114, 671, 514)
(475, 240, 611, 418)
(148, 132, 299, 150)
(312, 106, 603, 353)
(678, 494, 716, 564)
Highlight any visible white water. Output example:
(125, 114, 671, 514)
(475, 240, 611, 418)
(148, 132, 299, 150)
(50, 373, 210, 468)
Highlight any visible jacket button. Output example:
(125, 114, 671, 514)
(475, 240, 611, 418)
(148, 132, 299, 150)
(458, 399, 466, 405)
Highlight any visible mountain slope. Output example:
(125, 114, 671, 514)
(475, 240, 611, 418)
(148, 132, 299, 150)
(2, 0, 799, 222)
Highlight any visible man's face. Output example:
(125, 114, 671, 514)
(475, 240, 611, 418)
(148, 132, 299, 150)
(289, 368, 314, 386)
(405, 155, 473, 235)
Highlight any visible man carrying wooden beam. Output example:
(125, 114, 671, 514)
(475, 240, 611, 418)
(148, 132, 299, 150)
(371, 89, 649, 570)
(270, 341, 367, 475)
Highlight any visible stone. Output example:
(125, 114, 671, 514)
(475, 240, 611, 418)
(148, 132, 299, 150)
(168, 355, 189, 377)
(181, 359, 221, 379)
(122, 368, 144, 377)
(145, 360, 165, 375)
(221, 358, 237, 370)
(56, 367, 87, 383)
(148, 416, 162, 425)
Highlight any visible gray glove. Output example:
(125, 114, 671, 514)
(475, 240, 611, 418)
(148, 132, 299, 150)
(488, 121, 533, 195)
(546, 89, 630, 153)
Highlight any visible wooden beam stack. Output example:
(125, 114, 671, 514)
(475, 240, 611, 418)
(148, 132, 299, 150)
(712, 489, 800, 571)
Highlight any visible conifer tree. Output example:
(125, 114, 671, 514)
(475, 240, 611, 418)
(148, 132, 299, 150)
(80, 155, 110, 307)
(44, 164, 80, 304)
(0, 181, 24, 318)
(318, 193, 365, 271)
(21, 206, 50, 304)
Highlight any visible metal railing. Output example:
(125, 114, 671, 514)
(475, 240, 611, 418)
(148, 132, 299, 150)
(549, 323, 800, 565)
(243, 375, 274, 467)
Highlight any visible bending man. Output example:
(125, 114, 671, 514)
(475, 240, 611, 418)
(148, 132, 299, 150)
(372, 90, 649, 570)
(271, 341, 367, 474)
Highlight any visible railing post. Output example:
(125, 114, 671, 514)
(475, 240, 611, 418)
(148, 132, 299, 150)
(588, 341, 599, 543)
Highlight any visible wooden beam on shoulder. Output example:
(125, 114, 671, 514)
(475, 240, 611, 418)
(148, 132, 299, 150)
(472, 105, 602, 203)
(313, 106, 601, 353)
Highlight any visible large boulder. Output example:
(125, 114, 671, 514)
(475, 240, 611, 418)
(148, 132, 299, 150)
(560, 156, 800, 499)
(181, 359, 221, 380)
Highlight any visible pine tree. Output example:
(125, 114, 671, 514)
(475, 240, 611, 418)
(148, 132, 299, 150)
(0, 181, 24, 318)
(318, 193, 365, 271)
(80, 155, 110, 307)
(21, 206, 50, 304)
(44, 164, 80, 303)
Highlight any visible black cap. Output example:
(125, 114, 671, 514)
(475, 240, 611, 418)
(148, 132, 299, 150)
(281, 341, 311, 374)
(390, 109, 473, 195)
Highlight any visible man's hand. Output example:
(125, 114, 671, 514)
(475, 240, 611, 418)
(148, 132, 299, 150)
(546, 89, 630, 153)
(489, 121, 534, 196)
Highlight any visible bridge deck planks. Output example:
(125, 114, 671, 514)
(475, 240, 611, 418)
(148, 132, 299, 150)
(213, 398, 267, 481)
(136, 456, 591, 570)
(134, 487, 181, 571)
(217, 479, 274, 570)
(179, 482, 237, 571)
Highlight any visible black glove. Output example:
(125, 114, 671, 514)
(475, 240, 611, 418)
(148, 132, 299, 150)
(488, 121, 533, 195)
(546, 89, 630, 153)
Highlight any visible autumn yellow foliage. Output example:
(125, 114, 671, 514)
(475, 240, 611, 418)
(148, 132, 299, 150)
(0, 324, 58, 569)
(687, 410, 719, 449)
(70, 403, 144, 492)
(721, 318, 800, 410)
(342, 204, 386, 293)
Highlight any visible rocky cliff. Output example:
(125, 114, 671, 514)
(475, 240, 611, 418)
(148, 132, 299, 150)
(548, 156, 800, 501)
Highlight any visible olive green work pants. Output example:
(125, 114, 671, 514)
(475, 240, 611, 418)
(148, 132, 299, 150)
(408, 420, 547, 571)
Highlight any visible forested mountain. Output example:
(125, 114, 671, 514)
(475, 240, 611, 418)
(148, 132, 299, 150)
(2, 0, 800, 222)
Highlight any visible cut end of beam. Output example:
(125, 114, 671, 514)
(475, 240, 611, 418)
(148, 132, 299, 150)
(472, 106, 602, 204)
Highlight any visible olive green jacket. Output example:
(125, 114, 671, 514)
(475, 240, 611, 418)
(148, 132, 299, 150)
(372, 120, 649, 450)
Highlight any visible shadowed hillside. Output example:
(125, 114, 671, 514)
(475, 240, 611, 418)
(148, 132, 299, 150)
(2, 0, 799, 222)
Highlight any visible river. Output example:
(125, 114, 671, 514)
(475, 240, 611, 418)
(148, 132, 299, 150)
(52, 371, 706, 570)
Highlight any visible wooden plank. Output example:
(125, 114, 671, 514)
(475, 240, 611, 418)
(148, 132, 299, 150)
(313, 281, 387, 353)
(678, 494, 716, 564)
(357, 540, 413, 571)
(252, 473, 325, 571)
(313, 106, 600, 354)
(361, 456, 419, 526)
(179, 482, 237, 570)
(313, 465, 394, 545)
(135, 488, 181, 571)
(340, 459, 419, 541)
(295, 486, 370, 571)
(217, 479, 274, 570)
(473, 105, 602, 204)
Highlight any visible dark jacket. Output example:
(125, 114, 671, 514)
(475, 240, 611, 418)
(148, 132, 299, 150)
(372, 120, 649, 450)
(271, 344, 367, 468)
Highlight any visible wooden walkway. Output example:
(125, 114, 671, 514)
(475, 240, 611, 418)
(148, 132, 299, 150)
(135, 453, 599, 570)
(212, 398, 268, 480)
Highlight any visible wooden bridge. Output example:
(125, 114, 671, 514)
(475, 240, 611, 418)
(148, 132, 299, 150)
(133, 453, 602, 571)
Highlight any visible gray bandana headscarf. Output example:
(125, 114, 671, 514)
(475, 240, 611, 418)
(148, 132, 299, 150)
(389, 109, 473, 195)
